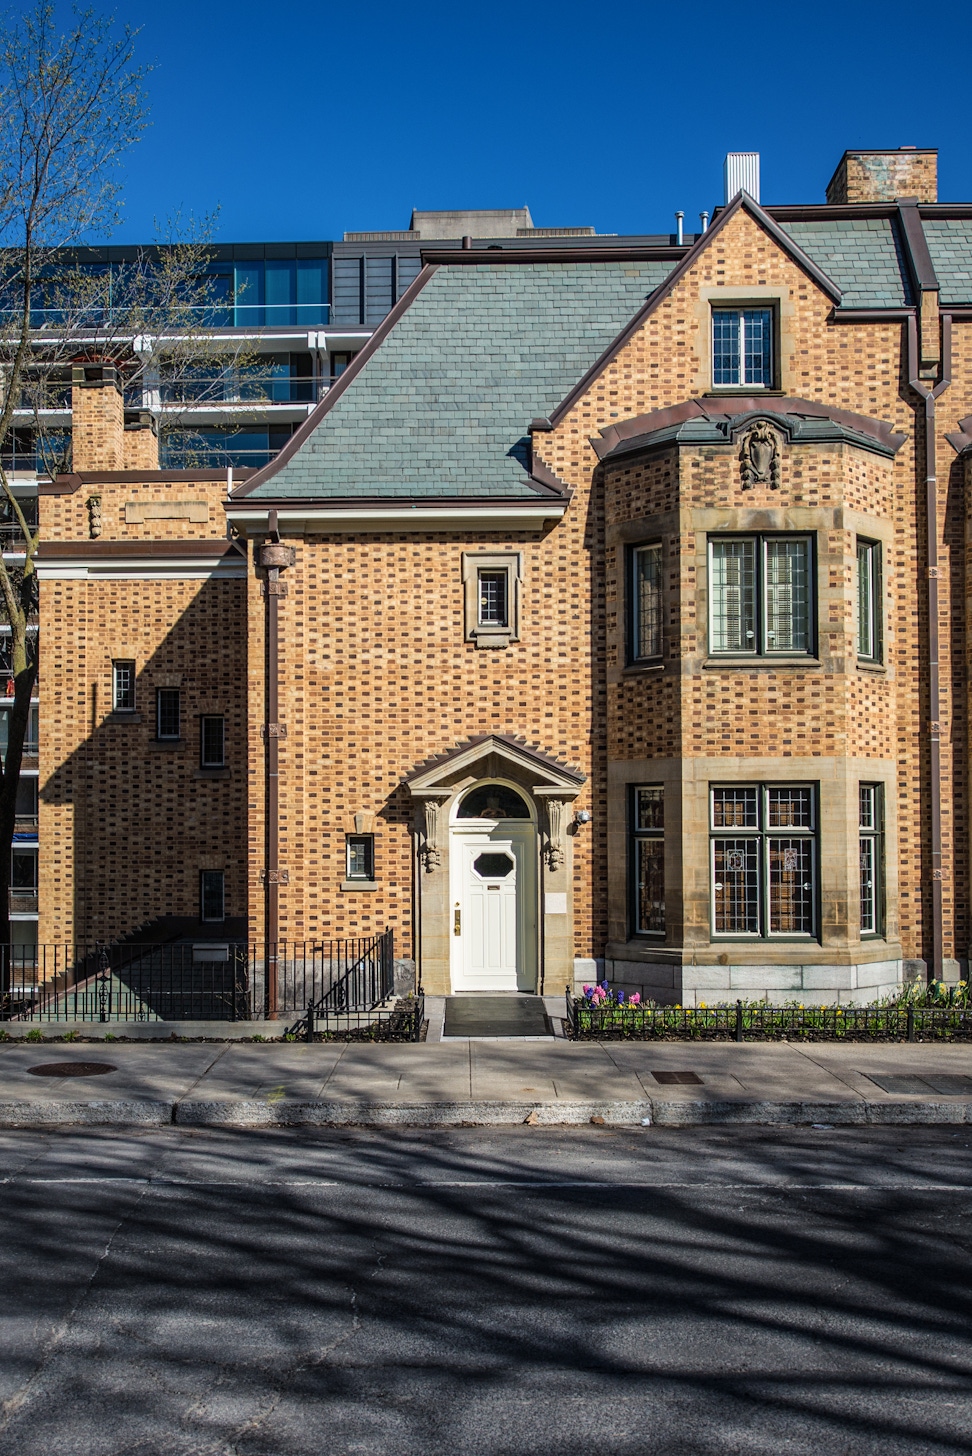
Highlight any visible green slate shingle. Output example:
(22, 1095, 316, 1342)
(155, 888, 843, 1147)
(248, 261, 673, 500)
(923, 219, 972, 304)
(778, 218, 912, 307)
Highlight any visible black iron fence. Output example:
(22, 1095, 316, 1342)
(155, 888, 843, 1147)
(566, 995, 972, 1042)
(0, 932, 397, 1023)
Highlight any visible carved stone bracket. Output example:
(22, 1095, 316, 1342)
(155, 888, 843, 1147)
(412, 791, 451, 872)
(533, 787, 579, 871)
(739, 420, 781, 489)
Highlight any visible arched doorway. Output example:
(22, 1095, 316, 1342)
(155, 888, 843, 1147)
(449, 781, 538, 992)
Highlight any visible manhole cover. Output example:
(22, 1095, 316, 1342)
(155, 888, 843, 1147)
(28, 1062, 116, 1078)
(651, 1070, 703, 1086)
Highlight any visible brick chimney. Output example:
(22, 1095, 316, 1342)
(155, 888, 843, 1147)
(123, 409, 160, 471)
(826, 147, 938, 204)
(70, 362, 124, 471)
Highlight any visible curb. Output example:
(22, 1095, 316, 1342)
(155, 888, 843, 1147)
(173, 1099, 656, 1127)
(0, 1096, 967, 1128)
(0, 1100, 174, 1126)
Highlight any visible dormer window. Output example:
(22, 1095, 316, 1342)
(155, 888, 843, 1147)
(712, 307, 773, 387)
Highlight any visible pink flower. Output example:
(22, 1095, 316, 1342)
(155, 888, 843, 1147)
(630, 993, 641, 1005)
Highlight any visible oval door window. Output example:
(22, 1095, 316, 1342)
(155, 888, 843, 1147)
(473, 852, 514, 879)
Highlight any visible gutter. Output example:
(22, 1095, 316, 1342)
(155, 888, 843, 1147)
(225, 500, 567, 533)
(908, 309, 952, 982)
(256, 514, 296, 1016)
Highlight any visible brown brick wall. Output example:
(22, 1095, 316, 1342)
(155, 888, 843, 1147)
(39, 576, 248, 945)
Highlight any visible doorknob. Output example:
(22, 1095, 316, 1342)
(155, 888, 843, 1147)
(454, 904, 461, 936)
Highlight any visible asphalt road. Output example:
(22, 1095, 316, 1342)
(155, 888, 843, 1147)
(0, 1125, 968, 1455)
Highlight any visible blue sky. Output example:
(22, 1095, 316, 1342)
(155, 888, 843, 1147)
(48, 0, 972, 243)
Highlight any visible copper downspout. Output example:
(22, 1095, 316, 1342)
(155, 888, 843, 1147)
(908, 311, 952, 981)
(258, 511, 294, 1016)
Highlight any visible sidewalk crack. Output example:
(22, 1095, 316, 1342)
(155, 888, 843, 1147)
(788, 1040, 867, 1099)
(171, 1042, 232, 1120)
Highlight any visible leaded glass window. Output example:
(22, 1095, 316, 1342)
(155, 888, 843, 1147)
(632, 786, 664, 934)
(711, 785, 816, 938)
(631, 543, 663, 661)
(709, 536, 813, 657)
(859, 784, 882, 936)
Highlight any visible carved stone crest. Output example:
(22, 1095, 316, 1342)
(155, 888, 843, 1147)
(739, 420, 781, 490)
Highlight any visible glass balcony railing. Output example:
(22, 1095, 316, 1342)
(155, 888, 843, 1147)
(158, 374, 330, 407)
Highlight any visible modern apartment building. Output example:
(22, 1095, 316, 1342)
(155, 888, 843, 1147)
(32, 145, 972, 1011)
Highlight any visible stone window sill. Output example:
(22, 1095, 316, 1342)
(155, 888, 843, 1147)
(341, 879, 378, 892)
(855, 660, 887, 674)
(108, 711, 141, 723)
(622, 661, 665, 676)
(703, 657, 821, 670)
(195, 766, 230, 779)
(149, 739, 183, 751)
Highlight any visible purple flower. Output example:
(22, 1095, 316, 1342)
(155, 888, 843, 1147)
(616, 990, 625, 1003)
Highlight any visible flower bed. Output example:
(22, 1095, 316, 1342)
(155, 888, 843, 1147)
(567, 981, 972, 1042)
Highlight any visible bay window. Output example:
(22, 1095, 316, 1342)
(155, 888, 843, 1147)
(708, 535, 813, 657)
(711, 785, 817, 938)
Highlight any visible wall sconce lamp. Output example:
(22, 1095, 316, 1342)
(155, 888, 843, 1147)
(574, 810, 592, 827)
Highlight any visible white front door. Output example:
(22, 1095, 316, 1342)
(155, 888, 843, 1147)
(450, 829, 536, 992)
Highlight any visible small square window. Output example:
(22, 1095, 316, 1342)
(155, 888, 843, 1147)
(201, 716, 225, 767)
(346, 834, 375, 881)
(200, 870, 225, 922)
(712, 307, 774, 387)
(156, 688, 180, 740)
(112, 660, 135, 712)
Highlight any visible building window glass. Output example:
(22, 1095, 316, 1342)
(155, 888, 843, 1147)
(857, 539, 882, 663)
(631, 786, 664, 935)
(630, 543, 663, 661)
(711, 785, 816, 938)
(709, 535, 813, 657)
(478, 570, 509, 628)
(859, 784, 883, 936)
(712, 307, 773, 387)
(200, 870, 225, 922)
(11, 848, 37, 897)
(112, 660, 135, 712)
(346, 835, 375, 881)
(200, 716, 225, 768)
(156, 688, 180, 741)
(0, 705, 39, 760)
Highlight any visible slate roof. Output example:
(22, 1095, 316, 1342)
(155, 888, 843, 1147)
(244, 260, 673, 499)
(777, 218, 913, 307)
(923, 219, 972, 304)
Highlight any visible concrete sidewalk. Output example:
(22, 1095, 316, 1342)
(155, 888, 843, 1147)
(0, 1037, 970, 1126)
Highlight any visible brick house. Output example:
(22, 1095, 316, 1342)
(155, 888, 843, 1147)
(37, 146, 972, 1005)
